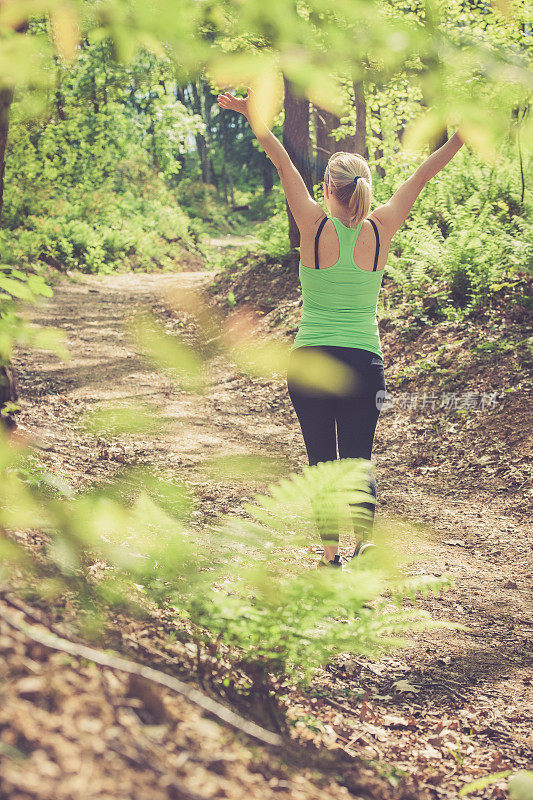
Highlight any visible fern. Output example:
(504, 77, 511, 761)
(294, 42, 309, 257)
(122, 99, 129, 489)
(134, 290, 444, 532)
(181, 458, 454, 686)
(2, 424, 453, 692)
(385, 142, 532, 305)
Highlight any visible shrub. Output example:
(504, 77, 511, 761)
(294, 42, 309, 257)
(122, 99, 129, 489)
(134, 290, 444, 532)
(243, 191, 279, 221)
(377, 143, 532, 310)
(177, 458, 450, 690)
(256, 212, 291, 260)
(1, 425, 449, 690)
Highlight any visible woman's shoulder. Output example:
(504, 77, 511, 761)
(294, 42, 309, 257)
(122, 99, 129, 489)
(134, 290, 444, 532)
(299, 207, 329, 236)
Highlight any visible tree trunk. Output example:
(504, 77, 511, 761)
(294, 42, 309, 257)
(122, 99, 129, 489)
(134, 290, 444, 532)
(262, 154, 274, 196)
(283, 76, 313, 262)
(372, 104, 385, 178)
(190, 80, 211, 184)
(0, 87, 13, 225)
(314, 106, 339, 183)
(220, 110, 234, 205)
(420, 54, 448, 151)
(209, 157, 218, 189)
(227, 171, 235, 208)
(313, 83, 367, 183)
(353, 81, 368, 159)
(221, 163, 228, 204)
(55, 58, 66, 121)
(0, 365, 18, 429)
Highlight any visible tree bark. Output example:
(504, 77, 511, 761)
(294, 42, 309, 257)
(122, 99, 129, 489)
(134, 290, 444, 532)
(314, 106, 340, 183)
(227, 170, 235, 208)
(0, 87, 13, 225)
(313, 82, 367, 184)
(0, 365, 18, 429)
(372, 103, 385, 178)
(221, 163, 228, 204)
(420, 54, 448, 151)
(353, 81, 368, 159)
(262, 154, 274, 196)
(54, 58, 66, 121)
(190, 80, 211, 184)
(283, 76, 313, 261)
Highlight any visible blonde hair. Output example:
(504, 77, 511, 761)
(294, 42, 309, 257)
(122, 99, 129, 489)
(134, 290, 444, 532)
(324, 152, 372, 226)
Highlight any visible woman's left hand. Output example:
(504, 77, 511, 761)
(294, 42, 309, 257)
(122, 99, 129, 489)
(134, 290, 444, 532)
(216, 88, 253, 118)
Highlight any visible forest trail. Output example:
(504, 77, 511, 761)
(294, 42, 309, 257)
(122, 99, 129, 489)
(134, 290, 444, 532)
(11, 269, 533, 796)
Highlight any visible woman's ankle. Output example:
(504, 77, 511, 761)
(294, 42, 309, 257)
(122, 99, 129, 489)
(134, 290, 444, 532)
(323, 545, 339, 561)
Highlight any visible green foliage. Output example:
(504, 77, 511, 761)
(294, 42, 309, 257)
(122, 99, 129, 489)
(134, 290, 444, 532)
(3, 43, 204, 273)
(458, 771, 513, 796)
(458, 770, 533, 798)
(380, 145, 532, 310)
(0, 264, 63, 370)
(0, 0, 529, 716)
(1, 418, 450, 683)
(0, 303, 452, 686)
(509, 771, 533, 800)
(244, 185, 290, 260)
(243, 190, 279, 221)
(4, 178, 198, 273)
(175, 178, 242, 233)
(181, 458, 451, 686)
(2, 4, 531, 294)
(4, 0, 532, 153)
(256, 211, 291, 260)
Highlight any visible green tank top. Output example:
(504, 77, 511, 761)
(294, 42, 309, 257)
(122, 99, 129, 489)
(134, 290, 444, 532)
(291, 216, 385, 358)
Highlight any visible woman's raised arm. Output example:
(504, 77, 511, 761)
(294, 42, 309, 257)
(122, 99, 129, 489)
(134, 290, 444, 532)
(217, 88, 323, 233)
(371, 130, 465, 238)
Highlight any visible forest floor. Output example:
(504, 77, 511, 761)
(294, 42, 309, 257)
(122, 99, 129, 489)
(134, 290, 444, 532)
(2, 256, 532, 800)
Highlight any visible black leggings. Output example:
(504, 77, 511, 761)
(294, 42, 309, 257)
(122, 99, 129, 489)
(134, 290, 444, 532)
(286, 345, 386, 543)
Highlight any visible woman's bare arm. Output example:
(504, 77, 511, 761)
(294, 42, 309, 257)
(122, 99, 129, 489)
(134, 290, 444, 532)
(371, 131, 465, 237)
(217, 89, 323, 232)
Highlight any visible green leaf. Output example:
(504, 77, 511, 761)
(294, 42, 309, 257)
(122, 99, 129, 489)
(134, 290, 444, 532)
(26, 274, 53, 297)
(0, 275, 33, 300)
(79, 402, 167, 437)
(459, 771, 513, 797)
(509, 771, 533, 800)
(128, 312, 205, 393)
(30, 327, 70, 359)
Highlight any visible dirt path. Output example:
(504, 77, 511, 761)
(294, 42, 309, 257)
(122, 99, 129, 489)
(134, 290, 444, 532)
(11, 270, 533, 797)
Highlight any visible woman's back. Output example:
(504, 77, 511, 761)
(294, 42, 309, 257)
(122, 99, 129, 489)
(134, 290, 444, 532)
(292, 216, 386, 357)
(299, 216, 390, 272)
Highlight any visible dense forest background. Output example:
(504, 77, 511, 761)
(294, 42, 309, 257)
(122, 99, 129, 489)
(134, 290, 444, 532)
(1, 2, 531, 302)
(0, 2, 532, 799)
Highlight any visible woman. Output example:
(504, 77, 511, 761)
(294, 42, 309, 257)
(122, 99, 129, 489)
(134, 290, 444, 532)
(217, 88, 465, 568)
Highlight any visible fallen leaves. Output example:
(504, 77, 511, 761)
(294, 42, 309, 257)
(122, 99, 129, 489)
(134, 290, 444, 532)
(392, 679, 421, 694)
(381, 714, 418, 729)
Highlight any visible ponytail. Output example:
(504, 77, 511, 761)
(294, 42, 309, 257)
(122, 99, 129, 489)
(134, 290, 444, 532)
(325, 152, 372, 226)
(348, 177, 371, 226)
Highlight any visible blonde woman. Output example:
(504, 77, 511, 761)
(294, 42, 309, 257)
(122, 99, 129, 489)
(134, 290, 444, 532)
(217, 88, 464, 568)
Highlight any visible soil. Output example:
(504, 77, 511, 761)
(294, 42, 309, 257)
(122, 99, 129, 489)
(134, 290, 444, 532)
(2, 257, 532, 800)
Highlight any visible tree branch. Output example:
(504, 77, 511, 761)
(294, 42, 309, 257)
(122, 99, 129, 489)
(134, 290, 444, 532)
(0, 604, 282, 748)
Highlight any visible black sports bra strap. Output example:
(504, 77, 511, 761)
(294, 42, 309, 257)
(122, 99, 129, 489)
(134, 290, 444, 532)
(368, 218, 380, 271)
(314, 216, 328, 269)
